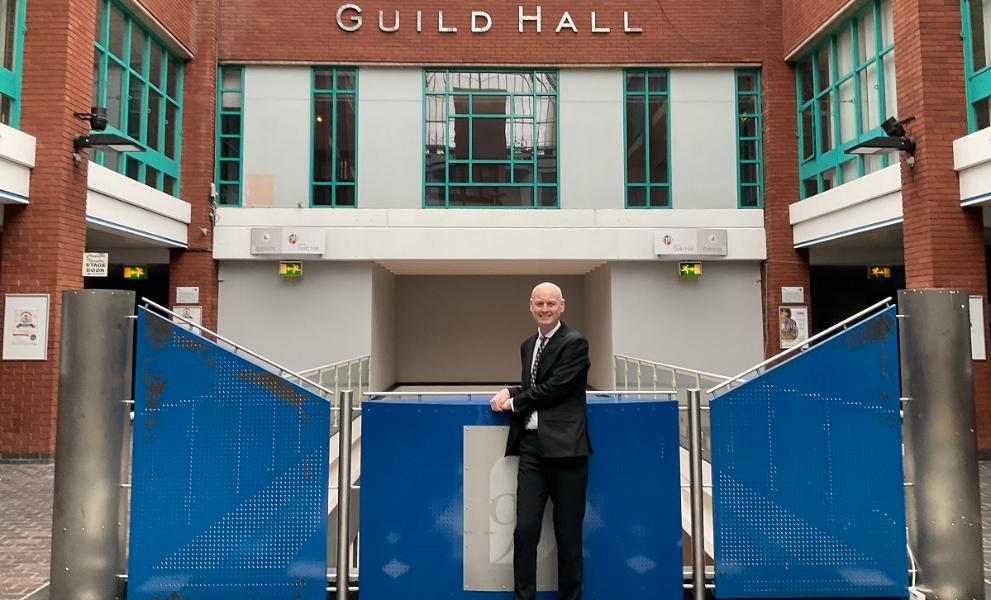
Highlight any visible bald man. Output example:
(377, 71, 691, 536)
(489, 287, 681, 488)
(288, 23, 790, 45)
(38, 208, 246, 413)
(490, 282, 591, 600)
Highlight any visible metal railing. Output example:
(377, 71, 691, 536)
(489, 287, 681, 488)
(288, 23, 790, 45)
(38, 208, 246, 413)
(613, 355, 733, 459)
(299, 356, 370, 428)
(706, 296, 894, 396)
(141, 298, 338, 402)
(614, 354, 734, 396)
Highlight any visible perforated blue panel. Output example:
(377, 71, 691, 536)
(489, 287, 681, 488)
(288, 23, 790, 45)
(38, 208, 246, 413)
(711, 307, 906, 598)
(128, 309, 329, 600)
(359, 395, 683, 600)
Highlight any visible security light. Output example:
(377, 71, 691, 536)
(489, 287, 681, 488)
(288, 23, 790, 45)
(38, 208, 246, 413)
(846, 135, 916, 155)
(73, 106, 109, 131)
(73, 133, 144, 153)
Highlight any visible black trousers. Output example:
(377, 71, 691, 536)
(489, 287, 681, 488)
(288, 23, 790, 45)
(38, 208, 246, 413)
(513, 431, 589, 600)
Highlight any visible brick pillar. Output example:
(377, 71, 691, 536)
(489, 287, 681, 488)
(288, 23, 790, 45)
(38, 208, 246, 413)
(762, 0, 811, 358)
(0, 0, 95, 456)
(170, 0, 218, 331)
(894, 0, 991, 452)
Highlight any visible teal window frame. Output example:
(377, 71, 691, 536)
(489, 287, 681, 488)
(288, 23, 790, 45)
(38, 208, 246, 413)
(736, 69, 764, 208)
(0, 0, 26, 127)
(310, 66, 358, 208)
(423, 68, 560, 209)
(92, 0, 183, 196)
(215, 65, 243, 206)
(795, 0, 895, 199)
(624, 68, 671, 208)
(962, 0, 991, 131)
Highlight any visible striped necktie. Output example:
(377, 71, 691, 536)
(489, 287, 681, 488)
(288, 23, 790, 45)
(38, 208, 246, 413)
(530, 335, 548, 386)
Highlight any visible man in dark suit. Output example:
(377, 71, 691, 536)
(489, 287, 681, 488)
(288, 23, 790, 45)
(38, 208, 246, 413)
(490, 281, 591, 600)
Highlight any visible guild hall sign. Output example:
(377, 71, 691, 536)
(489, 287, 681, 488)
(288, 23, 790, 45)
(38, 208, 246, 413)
(335, 4, 644, 34)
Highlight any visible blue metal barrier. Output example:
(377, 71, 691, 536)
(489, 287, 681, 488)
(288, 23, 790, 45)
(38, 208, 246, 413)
(128, 309, 330, 600)
(359, 395, 683, 599)
(711, 306, 906, 598)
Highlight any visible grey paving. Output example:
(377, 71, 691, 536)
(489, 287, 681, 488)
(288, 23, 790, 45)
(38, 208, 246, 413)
(0, 459, 989, 599)
(0, 463, 53, 600)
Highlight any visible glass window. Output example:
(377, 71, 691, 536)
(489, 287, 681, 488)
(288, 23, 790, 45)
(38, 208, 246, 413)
(215, 65, 243, 206)
(625, 68, 669, 208)
(424, 69, 557, 208)
(736, 69, 763, 208)
(964, 0, 991, 130)
(311, 67, 358, 207)
(796, 0, 896, 198)
(0, 0, 23, 126)
(93, 0, 183, 196)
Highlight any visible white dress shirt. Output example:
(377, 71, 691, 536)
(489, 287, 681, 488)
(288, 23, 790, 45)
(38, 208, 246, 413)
(512, 321, 562, 430)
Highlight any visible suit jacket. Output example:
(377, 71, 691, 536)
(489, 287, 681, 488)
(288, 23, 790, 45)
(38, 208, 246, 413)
(505, 321, 592, 458)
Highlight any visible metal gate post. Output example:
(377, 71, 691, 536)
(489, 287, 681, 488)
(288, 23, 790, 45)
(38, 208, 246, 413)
(688, 388, 707, 600)
(49, 290, 135, 600)
(336, 390, 354, 600)
(898, 289, 984, 600)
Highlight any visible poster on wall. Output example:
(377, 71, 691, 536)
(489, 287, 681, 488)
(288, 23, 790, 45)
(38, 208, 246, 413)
(969, 295, 986, 361)
(2, 294, 50, 360)
(778, 305, 809, 349)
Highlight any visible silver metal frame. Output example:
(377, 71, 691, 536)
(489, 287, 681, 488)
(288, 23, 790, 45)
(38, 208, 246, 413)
(362, 390, 678, 398)
(707, 296, 894, 395)
(336, 390, 354, 600)
(140, 298, 338, 402)
(687, 389, 707, 600)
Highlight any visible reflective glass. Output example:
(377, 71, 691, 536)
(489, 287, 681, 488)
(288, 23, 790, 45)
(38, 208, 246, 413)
(108, 6, 126, 58)
(129, 26, 145, 72)
(626, 96, 646, 183)
(447, 185, 532, 207)
(335, 95, 356, 181)
(312, 96, 332, 181)
(648, 96, 668, 183)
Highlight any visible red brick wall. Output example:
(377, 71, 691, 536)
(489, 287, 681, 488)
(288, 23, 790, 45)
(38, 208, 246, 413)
(169, 0, 217, 330)
(140, 0, 198, 52)
(0, 0, 96, 456)
(761, 0, 812, 357)
(893, 0, 991, 451)
(218, 0, 765, 63)
(782, 0, 849, 57)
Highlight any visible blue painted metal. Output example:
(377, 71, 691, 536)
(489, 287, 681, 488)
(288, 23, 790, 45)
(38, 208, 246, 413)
(128, 309, 329, 600)
(359, 395, 683, 600)
(711, 306, 906, 598)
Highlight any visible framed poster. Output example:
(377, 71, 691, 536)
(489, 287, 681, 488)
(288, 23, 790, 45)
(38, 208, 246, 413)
(970, 295, 986, 361)
(778, 305, 809, 349)
(3, 294, 50, 360)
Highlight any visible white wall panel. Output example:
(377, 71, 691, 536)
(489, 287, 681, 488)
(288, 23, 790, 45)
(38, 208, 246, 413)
(669, 69, 739, 209)
(609, 261, 763, 376)
(217, 261, 373, 370)
(243, 67, 311, 208)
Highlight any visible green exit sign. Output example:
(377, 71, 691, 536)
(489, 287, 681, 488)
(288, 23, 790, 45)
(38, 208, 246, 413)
(279, 261, 303, 277)
(679, 261, 702, 278)
(868, 266, 891, 280)
(123, 265, 147, 280)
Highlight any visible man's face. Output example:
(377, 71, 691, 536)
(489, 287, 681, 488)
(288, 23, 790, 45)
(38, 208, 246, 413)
(530, 286, 565, 332)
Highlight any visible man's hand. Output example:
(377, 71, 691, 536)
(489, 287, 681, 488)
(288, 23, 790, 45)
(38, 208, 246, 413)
(489, 388, 511, 412)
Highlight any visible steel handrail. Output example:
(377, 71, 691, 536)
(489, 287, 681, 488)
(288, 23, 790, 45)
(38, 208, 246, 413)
(613, 355, 732, 383)
(363, 390, 678, 397)
(140, 297, 338, 403)
(706, 296, 894, 395)
(298, 356, 369, 377)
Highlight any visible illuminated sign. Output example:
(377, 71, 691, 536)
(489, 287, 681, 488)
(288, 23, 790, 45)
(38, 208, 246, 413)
(123, 266, 148, 280)
(868, 266, 892, 280)
(279, 261, 303, 278)
(679, 262, 702, 278)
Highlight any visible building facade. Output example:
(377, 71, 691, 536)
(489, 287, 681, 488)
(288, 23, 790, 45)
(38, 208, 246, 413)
(0, 0, 989, 456)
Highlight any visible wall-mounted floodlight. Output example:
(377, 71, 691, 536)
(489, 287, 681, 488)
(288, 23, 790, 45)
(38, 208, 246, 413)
(73, 133, 144, 153)
(846, 116, 916, 158)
